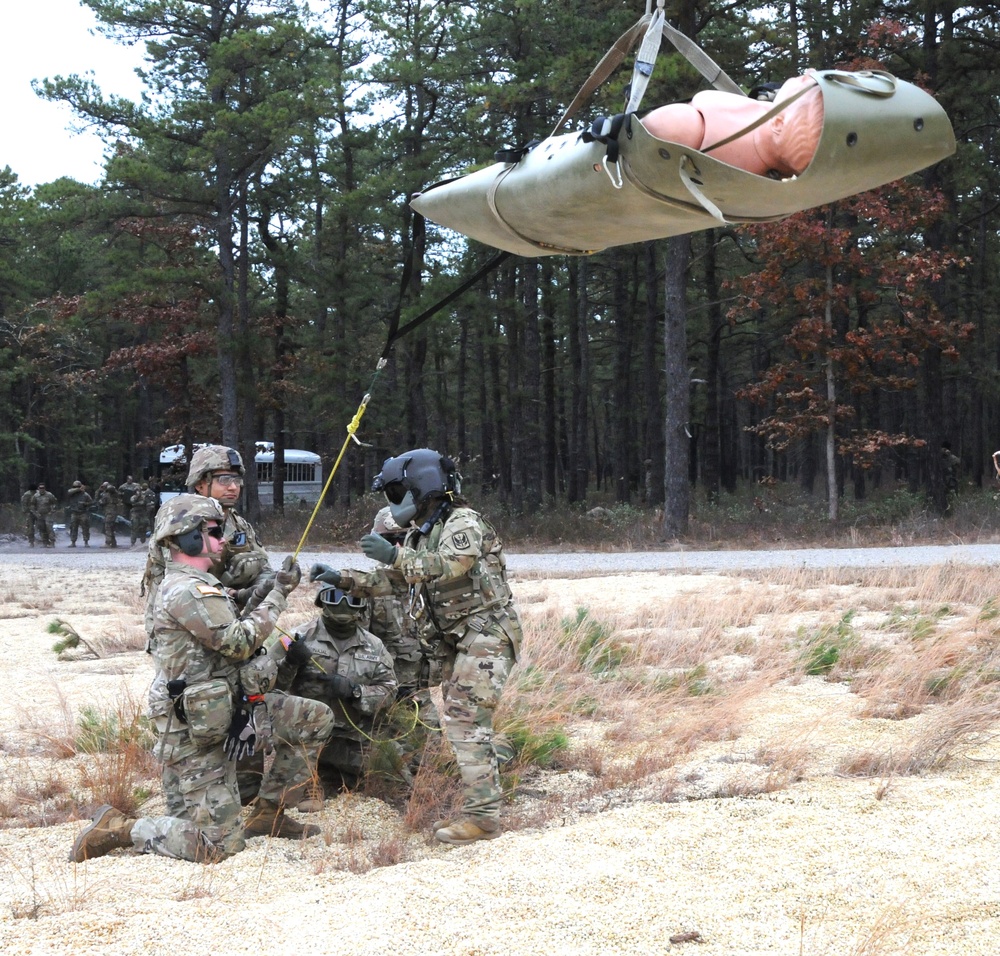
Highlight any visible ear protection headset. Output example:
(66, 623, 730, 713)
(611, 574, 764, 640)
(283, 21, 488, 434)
(175, 526, 206, 556)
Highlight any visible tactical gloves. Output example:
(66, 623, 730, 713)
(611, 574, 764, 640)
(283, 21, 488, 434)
(360, 533, 397, 566)
(223, 698, 273, 760)
(283, 639, 312, 667)
(273, 555, 301, 597)
(324, 674, 361, 700)
(309, 563, 342, 587)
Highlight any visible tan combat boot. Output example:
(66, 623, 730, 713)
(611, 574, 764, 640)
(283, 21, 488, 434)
(296, 779, 325, 814)
(434, 817, 500, 846)
(244, 799, 321, 839)
(70, 805, 136, 862)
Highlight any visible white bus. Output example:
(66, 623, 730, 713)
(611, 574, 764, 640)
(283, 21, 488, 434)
(158, 442, 323, 506)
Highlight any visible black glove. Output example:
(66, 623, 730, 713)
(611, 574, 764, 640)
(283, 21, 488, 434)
(324, 673, 360, 700)
(309, 563, 342, 586)
(223, 704, 256, 760)
(284, 639, 312, 667)
(273, 555, 301, 598)
(360, 532, 397, 565)
(224, 700, 272, 759)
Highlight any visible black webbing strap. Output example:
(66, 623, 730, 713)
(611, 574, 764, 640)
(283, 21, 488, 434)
(381, 213, 511, 360)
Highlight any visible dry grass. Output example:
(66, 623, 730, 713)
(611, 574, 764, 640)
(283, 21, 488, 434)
(4, 561, 1000, 899)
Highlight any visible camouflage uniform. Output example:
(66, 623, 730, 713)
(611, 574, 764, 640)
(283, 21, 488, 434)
(276, 617, 397, 784)
(129, 484, 154, 545)
(132, 562, 333, 862)
(144, 508, 272, 643)
(346, 506, 522, 826)
(31, 486, 58, 546)
(67, 482, 93, 546)
(97, 484, 120, 547)
(119, 478, 140, 503)
(20, 488, 36, 546)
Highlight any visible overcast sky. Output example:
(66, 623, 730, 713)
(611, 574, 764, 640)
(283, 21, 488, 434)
(1, 1, 145, 188)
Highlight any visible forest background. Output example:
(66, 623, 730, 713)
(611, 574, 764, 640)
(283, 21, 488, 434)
(1, 0, 998, 538)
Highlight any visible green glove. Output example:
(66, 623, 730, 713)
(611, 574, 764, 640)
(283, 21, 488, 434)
(309, 563, 342, 586)
(361, 533, 396, 566)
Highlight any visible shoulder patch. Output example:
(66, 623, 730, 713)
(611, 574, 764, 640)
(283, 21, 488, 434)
(196, 584, 227, 597)
(452, 531, 471, 550)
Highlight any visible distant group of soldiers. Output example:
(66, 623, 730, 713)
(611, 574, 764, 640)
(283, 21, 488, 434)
(20, 475, 160, 548)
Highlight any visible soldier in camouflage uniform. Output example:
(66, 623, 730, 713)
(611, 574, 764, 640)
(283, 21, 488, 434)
(118, 474, 140, 504)
(143, 446, 273, 645)
(97, 482, 120, 547)
(20, 485, 37, 546)
(142, 445, 274, 802)
(312, 448, 523, 846)
(70, 494, 334, 864)
(276, 586, 397, 811)
(129, 482, 154, 546)
(31, 483, 58, 547)
(66, 480, 94, 547)
(365, 507, 426, 698)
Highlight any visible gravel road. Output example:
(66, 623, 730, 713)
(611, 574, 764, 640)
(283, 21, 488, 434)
(3, 538, 1000, 573)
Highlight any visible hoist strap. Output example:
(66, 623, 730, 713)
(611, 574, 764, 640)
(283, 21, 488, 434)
(383, 237, 511, 358)
(551, 13, 744, 137)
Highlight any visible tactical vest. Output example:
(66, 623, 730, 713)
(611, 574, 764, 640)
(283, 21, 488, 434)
(409, 509, 514, 628)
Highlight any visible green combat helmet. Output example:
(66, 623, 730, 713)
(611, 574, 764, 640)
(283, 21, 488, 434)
(185, 445, 245, 488)
(153, 493, 225, 544)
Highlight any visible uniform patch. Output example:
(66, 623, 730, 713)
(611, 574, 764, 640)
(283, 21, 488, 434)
(196, 585, 227, 597)
(355, 653, 382, 663)
(452, 531, 471, 550)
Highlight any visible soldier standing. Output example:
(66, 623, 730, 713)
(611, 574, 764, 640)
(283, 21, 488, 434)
(97, 482, 120, 547)
(66, 481, 94, 547)
(118, 474, 140, 503)
(277, 585, 397, 811)
(31, 483, 58, 547)
(20, 484, 37, 547)
(129, 482, 154, 546)
(70, 494, 332, 863)
(312, 448, 523, 846)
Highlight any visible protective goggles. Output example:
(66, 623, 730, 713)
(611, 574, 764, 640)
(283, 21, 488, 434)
(212, 473, 244, 487)
(203, 525, 225, 540)
(318, 587, 365, 608)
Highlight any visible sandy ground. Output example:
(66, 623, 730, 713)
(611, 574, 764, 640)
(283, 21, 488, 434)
(1, 546, 999, 955)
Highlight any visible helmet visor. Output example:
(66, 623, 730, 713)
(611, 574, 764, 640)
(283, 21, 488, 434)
(381, 481, 408, 506)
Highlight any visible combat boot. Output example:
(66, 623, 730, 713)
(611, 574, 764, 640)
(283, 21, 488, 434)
(244, 799, 320, 839)
(70, 805, 136, 862)
(296, 779, 325, 814)
(434, 817, 500, 846)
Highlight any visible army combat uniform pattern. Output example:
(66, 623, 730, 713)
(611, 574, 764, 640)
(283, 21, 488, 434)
(97, 485, 120, 547)
(144, 507, 272, 644)
(20, 489, 36, 545)
(67, 485, 94, 546)
(31, 488, 58, 546)
(133, 564, 333, 862)
(348, 506, 522, 825)
(276, 618, 397, 781)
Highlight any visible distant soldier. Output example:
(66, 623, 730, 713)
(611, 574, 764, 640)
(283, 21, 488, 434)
(119, 474, 140, 503)
(31, 483, 58, 548)
(66, 480, 94, 547)
(144, 480, 160, 526)
(129, 482, 154, 546)
(20, 484, 37, 547)
(97, 481, 120, 548)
